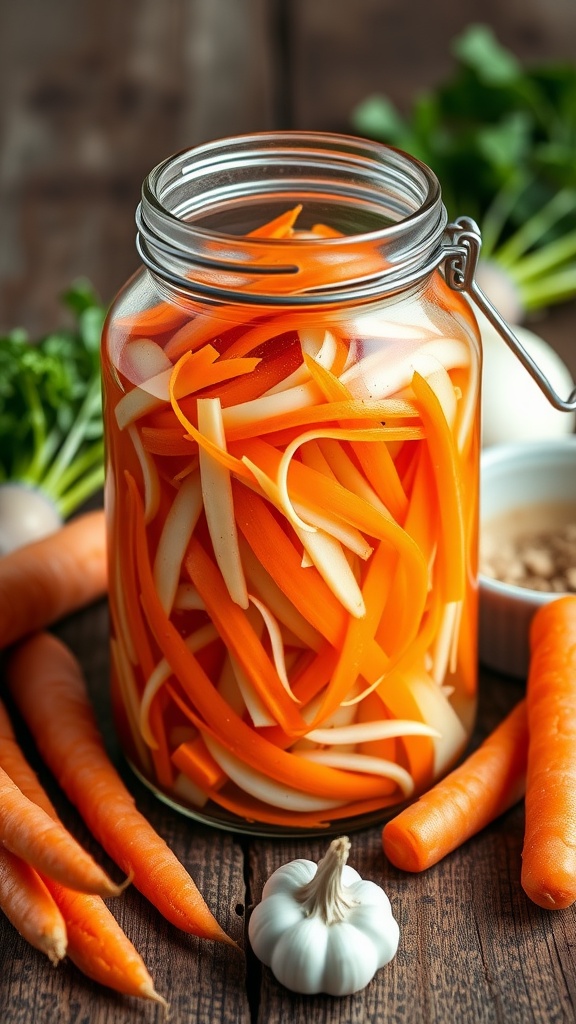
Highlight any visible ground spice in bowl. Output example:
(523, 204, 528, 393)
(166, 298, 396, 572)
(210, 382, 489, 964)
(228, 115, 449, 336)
(480, 522, 576, 594)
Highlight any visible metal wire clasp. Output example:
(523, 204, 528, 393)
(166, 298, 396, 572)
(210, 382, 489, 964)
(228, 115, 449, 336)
(443, 216, 576, 413)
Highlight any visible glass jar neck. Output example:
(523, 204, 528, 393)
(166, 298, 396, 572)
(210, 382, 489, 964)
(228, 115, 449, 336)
(136, 132, 448, 307)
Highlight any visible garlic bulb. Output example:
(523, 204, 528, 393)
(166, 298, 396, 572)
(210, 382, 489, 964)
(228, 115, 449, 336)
(248, 836, 399, 996)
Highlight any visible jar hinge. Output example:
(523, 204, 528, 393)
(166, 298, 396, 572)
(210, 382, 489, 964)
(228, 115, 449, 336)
(443, 216, 576, 413)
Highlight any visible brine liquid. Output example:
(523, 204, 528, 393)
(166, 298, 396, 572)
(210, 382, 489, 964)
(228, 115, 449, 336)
(102, 228, 480, 833)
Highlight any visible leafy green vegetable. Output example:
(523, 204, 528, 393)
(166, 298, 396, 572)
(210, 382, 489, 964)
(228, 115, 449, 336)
(352, 23, 576, 314)
(0, 281, 106, 518)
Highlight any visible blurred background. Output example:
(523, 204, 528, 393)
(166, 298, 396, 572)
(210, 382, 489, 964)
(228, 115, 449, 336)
(1, 0, 575, 336)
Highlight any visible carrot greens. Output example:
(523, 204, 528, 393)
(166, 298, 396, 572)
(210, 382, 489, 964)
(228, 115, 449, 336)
(352, 23, 576, 319)
(0, 281, 106, 551)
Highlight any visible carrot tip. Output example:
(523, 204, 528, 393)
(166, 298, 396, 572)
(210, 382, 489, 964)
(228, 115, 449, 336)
(46, 934, 68, 966)
(141, 982, 170, 1007)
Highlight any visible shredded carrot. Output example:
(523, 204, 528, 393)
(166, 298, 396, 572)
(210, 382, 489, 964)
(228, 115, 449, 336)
(383, 699, 528, 871)
(522, 596, 576, 909)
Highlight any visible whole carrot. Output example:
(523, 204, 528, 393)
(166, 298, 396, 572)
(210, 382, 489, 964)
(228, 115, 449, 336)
(0, 847, 67, 965)
(0, 699, 166, 1003)
(0, 763, 123, 897)
(382, 700, 528, 872)
(0, 509, 107, 650)
(521, 595, 576, 910)
(6, 631, 236, 947)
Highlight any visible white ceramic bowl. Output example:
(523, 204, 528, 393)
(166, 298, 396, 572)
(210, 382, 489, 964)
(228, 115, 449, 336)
(479, 438, 576, 678)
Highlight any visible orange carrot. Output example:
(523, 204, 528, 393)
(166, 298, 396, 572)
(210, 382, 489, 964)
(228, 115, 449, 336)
(5, 631, 235, 947)
(0, 700, 165, 1002)
(382, 700, 528, 872)
(0, 848, 67, 965)
(0, 763, 123, 897)
(521, 596, 576, 909)
(42, 880, 167, 1005)
(0, 510, 107, 650)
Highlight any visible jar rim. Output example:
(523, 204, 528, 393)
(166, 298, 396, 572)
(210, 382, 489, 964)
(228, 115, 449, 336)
(136, 131, 448, 306)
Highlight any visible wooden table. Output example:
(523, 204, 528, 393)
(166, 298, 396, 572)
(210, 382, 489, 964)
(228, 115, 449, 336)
(1, 3, 576, 1021)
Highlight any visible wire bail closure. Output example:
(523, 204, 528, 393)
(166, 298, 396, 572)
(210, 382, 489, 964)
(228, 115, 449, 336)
(444, 216, 576, 413)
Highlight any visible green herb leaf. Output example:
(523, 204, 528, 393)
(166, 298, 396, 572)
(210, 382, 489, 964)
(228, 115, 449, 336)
(0, 282, 106, 513)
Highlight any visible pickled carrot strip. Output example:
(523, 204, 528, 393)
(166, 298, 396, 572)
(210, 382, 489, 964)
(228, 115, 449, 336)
(238, 439, 428, 604)
(199, 783, 397, 830)
(307, 539, 394, 727)
(302, 353, 409, 522)
(152, 470, 203, 613)
(171, 736, 227, 791)
(139, 427, 192, 456)
(232, 484, 348, 646)
(172, 348, 262, 396)
(163, 669, 400, 801)
(183, 537, 304, 733)
(300, 751, 414, 798)
(247, 205, 303, 238)
(223, 392, 419, 441)
(410, 370, 465, 602)
(196, 398, 248, 608)
(274, 426, 420, 534)
(219, 321, 293, 359)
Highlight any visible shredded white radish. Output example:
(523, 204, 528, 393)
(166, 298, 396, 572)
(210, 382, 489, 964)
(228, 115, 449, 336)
(197, 397, 248, 608)
(341, 336, 470, 402)
(119, 338, 173, 385)
(217, 655, 249, 718)
(203, 736, 346, 812)
(306, 719, 440, 745)
(319, 437, 390, 516)
(111, 636, 153, 774)
(295, 524, 366, 618)
(403, 670, 468, 776)
(228, 653, 276, 728)
(127, 424, 161, 522)
(221, 380, 322, 432)
(241, 457, 373, 564)
(410, 352, 458, 430)
(240, 538, 322, 651)
(300, 751, 414, 798)
(152, 470, 203, 613)
(115, 387, 167, 431)
(173, 582, 206, 611)
(293, 500, 373, 559)
(139, 624, 218, 748)
(171, 772, 209, 809)
(431, 601, 463, 685)
(247, 593, 300, 703)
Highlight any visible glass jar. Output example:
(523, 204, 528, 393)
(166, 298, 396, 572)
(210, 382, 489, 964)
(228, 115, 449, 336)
(102, 132, 482, 836)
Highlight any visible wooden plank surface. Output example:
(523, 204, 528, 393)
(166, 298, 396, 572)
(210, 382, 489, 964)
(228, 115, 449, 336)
(1, 2, 576, 1022)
